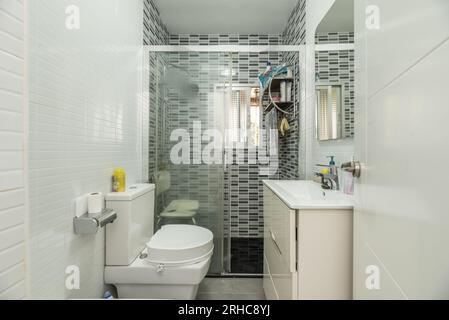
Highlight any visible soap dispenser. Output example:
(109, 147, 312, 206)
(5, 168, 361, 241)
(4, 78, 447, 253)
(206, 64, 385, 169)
(327, 156, 337, 175)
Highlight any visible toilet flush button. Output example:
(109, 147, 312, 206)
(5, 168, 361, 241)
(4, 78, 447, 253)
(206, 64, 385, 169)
(139, 253, 148, 259)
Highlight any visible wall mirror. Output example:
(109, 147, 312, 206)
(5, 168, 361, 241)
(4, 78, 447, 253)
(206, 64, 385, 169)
(315, 0, 354, 141)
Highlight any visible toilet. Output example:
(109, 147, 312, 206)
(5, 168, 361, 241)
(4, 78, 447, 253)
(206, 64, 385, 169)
(104, 184, 213, 299)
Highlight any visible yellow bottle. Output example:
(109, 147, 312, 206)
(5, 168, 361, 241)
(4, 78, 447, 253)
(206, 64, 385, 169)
(112, 168, 126, 192)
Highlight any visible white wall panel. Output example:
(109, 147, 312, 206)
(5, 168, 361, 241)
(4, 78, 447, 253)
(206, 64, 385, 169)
(0, 0, 26, 300)
(354, 0, 449, 299)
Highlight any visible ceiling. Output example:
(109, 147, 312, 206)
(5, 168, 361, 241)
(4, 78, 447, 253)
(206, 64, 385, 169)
(316, 0, 354, 33)
(153, 0, 299, 34)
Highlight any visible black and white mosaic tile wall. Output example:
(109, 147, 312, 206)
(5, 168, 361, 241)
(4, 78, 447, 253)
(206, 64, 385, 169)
(143, 0, 169, 46)
(169, 34, 282, 46)
(279, 0, 306, 180)
(315, 32, 355, 137)
(283, 0, 307, 46)
(315, 32, 354, 44)
(143, 0, 169, 182)
(143, 0, 170, 221)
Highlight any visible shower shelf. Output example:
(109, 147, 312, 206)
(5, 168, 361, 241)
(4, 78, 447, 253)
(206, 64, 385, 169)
(262, 75, 296, 116)
(263, 77, 294, 93)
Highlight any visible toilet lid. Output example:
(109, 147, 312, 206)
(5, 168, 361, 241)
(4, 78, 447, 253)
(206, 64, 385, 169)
(146, 225, 213, 265)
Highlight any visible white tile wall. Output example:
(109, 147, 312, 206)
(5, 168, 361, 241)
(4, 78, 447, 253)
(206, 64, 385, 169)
(0, 0, 27, 300)
(28, 0, 144, 299)
(311, 139, 354, 169)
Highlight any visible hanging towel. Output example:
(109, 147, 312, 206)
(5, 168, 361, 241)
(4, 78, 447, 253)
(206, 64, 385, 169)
(279, 117, 290, 136)
(258, 65, 289, 92)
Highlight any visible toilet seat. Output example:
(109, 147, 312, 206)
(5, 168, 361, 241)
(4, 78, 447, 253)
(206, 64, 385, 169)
(146, 225, 214, 266)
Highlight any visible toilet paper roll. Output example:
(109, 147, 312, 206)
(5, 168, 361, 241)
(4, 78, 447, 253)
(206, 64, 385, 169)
(87, 192, 104, 215)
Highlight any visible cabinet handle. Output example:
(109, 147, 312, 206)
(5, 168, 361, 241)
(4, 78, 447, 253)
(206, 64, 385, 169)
(270, 230, 282, 255)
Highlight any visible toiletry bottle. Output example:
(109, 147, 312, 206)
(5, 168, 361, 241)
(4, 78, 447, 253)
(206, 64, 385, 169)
(263, 61, 272, 76)
(327, 156, 336, 175)
(280, 81, 286, 102)
(112, 168, 126, 192)
(286, 81, 292, 102)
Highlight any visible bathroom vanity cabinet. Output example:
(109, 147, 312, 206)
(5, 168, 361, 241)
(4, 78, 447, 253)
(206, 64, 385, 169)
(263, 181, 353, 300)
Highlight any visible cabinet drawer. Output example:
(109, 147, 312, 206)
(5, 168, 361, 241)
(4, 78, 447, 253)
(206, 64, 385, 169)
(265, 232, 297, 299)
(264, 186, 296, 273)
(263, 254, 279, 300)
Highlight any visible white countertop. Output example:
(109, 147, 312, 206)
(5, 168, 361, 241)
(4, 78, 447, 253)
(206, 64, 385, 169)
(263, 180, 354, 210)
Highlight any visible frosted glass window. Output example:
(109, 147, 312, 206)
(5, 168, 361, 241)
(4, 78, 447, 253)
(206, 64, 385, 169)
(215, 86, 260, 146)
(316, 85, 343, 141)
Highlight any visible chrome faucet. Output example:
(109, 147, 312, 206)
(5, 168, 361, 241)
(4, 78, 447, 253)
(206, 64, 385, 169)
(326, 172, 339, 191)
(316, 172, 339, 191)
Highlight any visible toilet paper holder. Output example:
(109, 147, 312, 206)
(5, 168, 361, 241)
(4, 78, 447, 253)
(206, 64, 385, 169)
(73, 208, 117, 235)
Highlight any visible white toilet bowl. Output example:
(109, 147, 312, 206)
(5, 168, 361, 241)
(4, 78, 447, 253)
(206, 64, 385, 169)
(104, 184, 213, 300)
(105, 224, 213, 299)
(105, 249, 211, 299)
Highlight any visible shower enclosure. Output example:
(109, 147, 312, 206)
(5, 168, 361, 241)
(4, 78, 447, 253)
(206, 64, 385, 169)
(143, 46, 301, 275)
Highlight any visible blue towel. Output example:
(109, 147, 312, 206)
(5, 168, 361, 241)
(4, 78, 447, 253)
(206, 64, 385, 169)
(258, 65, 289, 91)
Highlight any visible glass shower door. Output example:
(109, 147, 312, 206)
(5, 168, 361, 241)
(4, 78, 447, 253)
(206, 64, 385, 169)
(147, 51, 232, 274)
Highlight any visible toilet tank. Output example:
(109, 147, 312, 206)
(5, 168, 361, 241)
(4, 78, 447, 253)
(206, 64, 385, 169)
(105, 183, 155, 266)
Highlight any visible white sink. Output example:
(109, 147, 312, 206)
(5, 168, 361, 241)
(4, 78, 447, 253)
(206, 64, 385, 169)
(263, 180, 353, 210)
